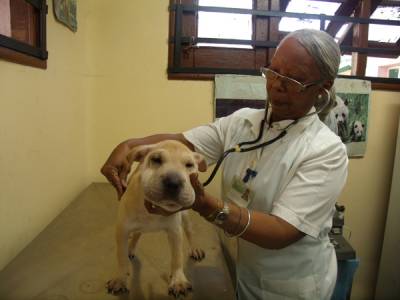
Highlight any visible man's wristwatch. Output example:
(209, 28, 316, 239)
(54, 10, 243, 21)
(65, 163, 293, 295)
(208, 202, 230, 225)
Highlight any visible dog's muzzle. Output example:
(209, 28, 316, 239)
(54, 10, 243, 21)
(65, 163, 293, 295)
(162, 172, 184, 198)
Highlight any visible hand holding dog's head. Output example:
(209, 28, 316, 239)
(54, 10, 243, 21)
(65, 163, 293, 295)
(127, 141, 206, 212)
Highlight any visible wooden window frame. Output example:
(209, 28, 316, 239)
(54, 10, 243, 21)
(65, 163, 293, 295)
(0, 0, 48, 69)
(168, 0, 400, 91)
(168, 0, 271, 80)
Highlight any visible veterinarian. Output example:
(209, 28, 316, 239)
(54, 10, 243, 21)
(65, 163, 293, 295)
(101, 28, 348, 300)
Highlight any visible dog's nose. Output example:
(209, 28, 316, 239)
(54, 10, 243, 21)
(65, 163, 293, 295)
(162, 173, 183, 197)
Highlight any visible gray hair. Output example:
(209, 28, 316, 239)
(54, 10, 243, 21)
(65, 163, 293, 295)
(282, 29, 341, 120)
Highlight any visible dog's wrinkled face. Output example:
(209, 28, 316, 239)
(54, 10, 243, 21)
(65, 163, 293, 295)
(130, 141, 205, 212)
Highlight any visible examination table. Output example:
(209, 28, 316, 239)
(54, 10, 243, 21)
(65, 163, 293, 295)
(0, 183, 235, 300)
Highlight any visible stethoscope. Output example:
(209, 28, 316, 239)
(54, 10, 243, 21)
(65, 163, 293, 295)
(202, 89, 330, 187)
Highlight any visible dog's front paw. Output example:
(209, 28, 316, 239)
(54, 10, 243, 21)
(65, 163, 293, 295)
(106, 278, 129, 295)
(189, 248, 205, 261)
(168, 277, 192, 298)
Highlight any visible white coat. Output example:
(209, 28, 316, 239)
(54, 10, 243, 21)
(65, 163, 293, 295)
(184, 107, 348, 299)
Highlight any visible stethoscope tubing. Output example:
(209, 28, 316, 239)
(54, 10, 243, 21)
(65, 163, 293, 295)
(202, 89, 330, 187)
(202, 126, 288, 186)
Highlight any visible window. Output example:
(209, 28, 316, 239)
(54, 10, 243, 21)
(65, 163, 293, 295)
(168, 0, 400, 90)
(0, 0, 48, 69)
(168, 0, 272, 79)
(197, 0, 253, 48)
(279, 0, 341, 32)
(368, 6, 400, 43)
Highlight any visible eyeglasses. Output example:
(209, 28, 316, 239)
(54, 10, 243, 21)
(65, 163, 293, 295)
(260, 66, 323, 93)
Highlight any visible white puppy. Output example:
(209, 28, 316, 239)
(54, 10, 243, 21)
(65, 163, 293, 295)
(106, 140, 206, 297)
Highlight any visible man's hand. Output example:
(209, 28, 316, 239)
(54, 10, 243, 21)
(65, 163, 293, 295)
(101, 143, 132, 199)
(189, 173, 207, 212)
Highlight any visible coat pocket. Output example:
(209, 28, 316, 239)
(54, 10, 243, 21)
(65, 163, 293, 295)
(261, 274, 320, 300)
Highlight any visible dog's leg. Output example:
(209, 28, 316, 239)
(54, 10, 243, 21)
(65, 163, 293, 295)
(182, 212, 205, 261)
(166, 227, 192, 298)
(128, 232, 141, 260)
(106, 224, 130, 295)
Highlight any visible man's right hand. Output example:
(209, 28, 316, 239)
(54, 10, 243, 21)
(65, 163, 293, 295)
(101, 142, 132, 199)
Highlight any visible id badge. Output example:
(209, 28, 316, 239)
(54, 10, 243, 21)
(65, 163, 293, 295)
(226, 174, 255, 207)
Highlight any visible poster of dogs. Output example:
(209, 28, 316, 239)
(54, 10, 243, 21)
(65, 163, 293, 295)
(215, 75, 371, 158)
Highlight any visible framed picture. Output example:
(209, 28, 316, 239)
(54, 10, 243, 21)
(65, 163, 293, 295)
(53, 0, 77, 32)
(331, 79, 371, 157)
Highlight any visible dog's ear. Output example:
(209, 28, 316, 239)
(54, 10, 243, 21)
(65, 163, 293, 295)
(193, 152, 207, 172)
(127, 145, 154, 164)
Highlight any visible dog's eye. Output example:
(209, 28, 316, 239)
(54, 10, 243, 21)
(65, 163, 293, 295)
(355, 124, 358, 128)
(335, 113, 338, 118)
(185, 162, 194, 169)
(151, 156, 162, 165)
(342, 113, 345, 118)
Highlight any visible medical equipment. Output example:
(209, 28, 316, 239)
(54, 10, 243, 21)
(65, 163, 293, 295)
(329, 204, 356, 260)
(203, 89, 330, 186)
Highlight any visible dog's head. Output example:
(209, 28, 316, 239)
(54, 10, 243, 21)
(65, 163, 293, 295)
(128, 140, 206, 212)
